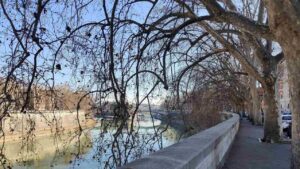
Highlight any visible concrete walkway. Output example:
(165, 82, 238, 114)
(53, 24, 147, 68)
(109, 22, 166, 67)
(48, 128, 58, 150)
(223, 119, 291, 169)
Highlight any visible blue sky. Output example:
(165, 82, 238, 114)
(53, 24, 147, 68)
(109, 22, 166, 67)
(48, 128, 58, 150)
(1, 0, 276, 106)
(0, 1, 168, 105)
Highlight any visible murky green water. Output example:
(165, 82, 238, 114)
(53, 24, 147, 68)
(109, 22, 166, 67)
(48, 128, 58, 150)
(2, 120, 182, 169)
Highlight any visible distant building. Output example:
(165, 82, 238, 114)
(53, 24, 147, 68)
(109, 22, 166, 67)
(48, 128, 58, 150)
(276, 60, 291, 114)
(275, 59, 291, 137)
(0, 79, 92, 113)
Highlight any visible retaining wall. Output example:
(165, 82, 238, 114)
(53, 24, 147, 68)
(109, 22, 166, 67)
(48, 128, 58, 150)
(120, 113, 239, 169)
(1, 111, 86, 138)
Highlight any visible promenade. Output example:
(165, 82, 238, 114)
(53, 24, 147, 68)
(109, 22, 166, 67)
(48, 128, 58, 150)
(223, 119, 291, 169)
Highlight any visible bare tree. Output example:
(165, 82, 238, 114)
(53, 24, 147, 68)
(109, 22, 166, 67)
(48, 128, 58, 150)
(1, 0, 299, 168)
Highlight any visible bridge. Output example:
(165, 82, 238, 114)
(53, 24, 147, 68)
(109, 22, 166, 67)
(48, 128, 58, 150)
(120, 113, 291, 169)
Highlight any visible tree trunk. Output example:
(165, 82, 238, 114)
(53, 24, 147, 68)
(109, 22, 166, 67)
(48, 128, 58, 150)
(285, 49, 300, 169)
(263, 0, 300, 167)
(247, 96, 254, 121)
(253, 97, 261, 125)
(250, 77, 261, 125)
(263, 85, 280, 142)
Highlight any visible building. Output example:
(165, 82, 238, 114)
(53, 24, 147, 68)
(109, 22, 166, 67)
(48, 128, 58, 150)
(275, 59, 291, 137)
(276, 60, 291, 114)
(0, 78, 93, 112)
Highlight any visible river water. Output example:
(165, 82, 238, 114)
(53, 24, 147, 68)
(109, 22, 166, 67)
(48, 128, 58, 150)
(3, 119, 183, 169)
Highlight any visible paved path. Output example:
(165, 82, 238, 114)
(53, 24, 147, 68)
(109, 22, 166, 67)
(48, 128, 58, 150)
(223, 119, 291, 169)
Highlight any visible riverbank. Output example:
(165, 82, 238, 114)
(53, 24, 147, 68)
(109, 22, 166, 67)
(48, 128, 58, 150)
(1, 111, 96, 143)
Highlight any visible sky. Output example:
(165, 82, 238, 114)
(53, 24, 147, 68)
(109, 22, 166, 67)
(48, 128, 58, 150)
(0, 0, 168, 105)
(0, 0, 283, 106)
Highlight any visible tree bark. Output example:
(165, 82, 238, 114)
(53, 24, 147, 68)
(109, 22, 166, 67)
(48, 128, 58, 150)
(263, 84, 280, 142)
(250, 77, 261, 125)
(262, 0, 300, 167)
(248, 96, 254, 122)
(285, 50, 300, 169)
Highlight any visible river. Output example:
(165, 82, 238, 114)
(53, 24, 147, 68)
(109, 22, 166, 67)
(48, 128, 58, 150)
(2, 119, 183, 169)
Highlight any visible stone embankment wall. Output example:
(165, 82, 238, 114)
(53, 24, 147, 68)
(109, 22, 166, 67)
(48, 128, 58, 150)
(1, 111, 86, 139)
(120, 113, 239, 169)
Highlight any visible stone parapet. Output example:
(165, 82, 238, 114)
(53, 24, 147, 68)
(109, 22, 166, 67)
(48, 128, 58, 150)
(120, 112, 239, 169)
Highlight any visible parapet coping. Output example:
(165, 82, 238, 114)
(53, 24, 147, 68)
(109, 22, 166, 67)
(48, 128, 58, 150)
(120, 112, 239, 169)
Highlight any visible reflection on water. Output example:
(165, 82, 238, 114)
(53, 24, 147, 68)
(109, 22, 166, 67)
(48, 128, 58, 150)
(2, 119, 182, 169)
